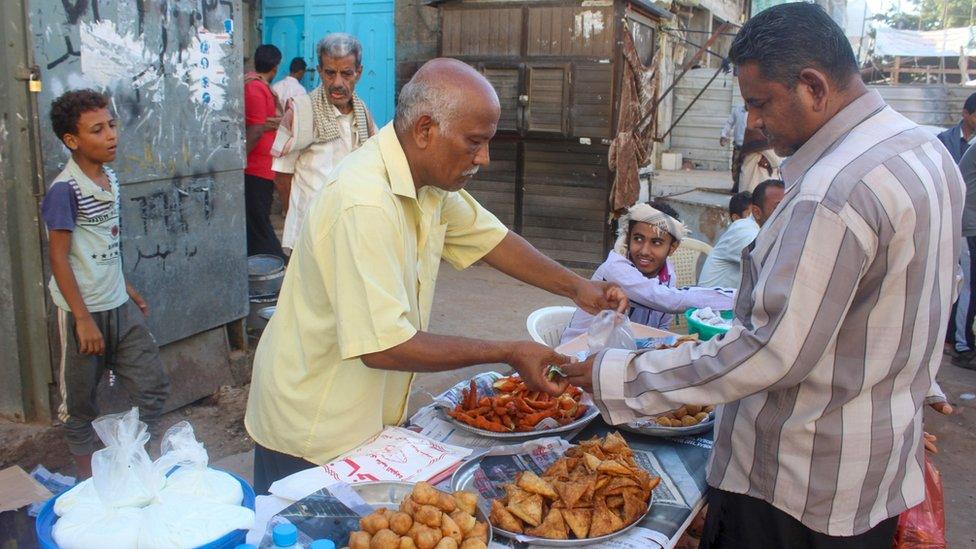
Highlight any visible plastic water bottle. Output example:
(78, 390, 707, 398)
(273, 523, 300, 548)
(309, 541, 335, 549)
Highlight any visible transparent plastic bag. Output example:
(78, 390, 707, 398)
(155, 421, 244, 505)
(894, 454, 946, 548)
(90, 407, 164, 508)
(586, 310, 638, 356)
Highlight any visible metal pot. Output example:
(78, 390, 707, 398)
(247, 295, 277, 332)
(247, 254, 285, 298)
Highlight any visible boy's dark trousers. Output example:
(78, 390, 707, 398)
(56, 299, 170, 455)
(245, 174, 285, 259)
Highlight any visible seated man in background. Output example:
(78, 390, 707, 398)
(698, 191, 758, 289)
(749, 179, 785, 227)
(560, 201, 735, 343)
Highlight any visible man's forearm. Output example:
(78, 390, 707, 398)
(360, 331, 512, 372)
(51, 255, 91, 321)
(274, 173, 293, 207)
(481, 232, 581, 299)
(245, 124, 265, 155)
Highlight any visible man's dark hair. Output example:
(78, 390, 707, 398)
(729, 191, 752, 216)
(751, 180, 785, 207)
(729, 3, 858, 89)
(289, 57, 307, 74)
(964, 92, 976, 114)
(254, 44, 282, 73)
(50, 89, 110, 142)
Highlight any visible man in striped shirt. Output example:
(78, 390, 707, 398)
(563, 4, 958, 546)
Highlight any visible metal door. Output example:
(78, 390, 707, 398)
(262, 0, 395, 126)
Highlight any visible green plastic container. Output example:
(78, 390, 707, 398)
(685, 308, 733, 341)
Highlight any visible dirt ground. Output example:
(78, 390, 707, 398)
(4, 262, 975, 547)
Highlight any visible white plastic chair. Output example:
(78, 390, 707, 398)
(669, 238, 713, 332)
(526, 306, 578, 348)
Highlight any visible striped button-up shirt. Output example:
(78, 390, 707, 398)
(592, 90, 961, 536)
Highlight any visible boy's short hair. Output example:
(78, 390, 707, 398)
(254, 44, 282, 73)
(752, 179, 786, 207)
(729, 191, 752, 216)
(50, 89, 110, 144)
(289, 57, 307, 73)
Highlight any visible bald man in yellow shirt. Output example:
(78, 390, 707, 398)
(245, 59, 628, 494)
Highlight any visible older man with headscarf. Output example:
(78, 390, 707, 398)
(271, 33, 378, 253)
(560, 202, 735, 343)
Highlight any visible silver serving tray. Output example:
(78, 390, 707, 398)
(437, 402, 600, 440)
(450, 454, 653, 547)
(351, 481, 493, 541)
(618, 413, 715, 437)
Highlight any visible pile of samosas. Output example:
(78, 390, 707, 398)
(447, 376, 588, 433)
(652, 405, 714, 427)
(347, 482, 488, 549)
(488, 432, 658, 540)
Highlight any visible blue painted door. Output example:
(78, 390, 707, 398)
(262, 0, 395, 126)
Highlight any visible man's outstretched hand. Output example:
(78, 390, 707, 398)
(561, 355, 595, 394)
(572, 280, 628, 316)
(507, 341, 571, 395)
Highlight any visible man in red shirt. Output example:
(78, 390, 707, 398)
(245, 44, 285, 258)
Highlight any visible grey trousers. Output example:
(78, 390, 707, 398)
(56, 299, 170, 455)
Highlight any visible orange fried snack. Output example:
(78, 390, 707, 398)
(447, 375, 588, 433)
(487, 432, 657, 540)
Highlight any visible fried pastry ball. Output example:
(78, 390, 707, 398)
(452, 492, 478, 516)
(389, 511, 414, 535)
(361, 510, 391, 535)
(349, 530, 372, 549)
(415, 504, 443, 528)
(370, 529, 400, 549)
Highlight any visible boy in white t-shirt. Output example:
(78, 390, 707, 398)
(40, 89, 169, 478)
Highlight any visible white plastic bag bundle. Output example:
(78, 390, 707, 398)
(137, 496, 255, 549)
(155, 421, 243, 505)
(52, 499, 142, 549)
(90, 407, 166, 508)
(53, 477, 96, 517)
(586, 310, 638, 356)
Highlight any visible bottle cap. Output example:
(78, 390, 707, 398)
(310, 540, 336, 549)
(272, 523, 299, 547)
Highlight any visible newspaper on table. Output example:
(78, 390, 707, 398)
(408, 371, 595, 448)
(465, 422, 713, 549)
(268, 426, 472, 501)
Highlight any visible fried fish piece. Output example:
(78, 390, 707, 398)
(506, 492, 544, 527)
(525, 508, 569, 540)
(490, 499, 524, 533)
(517, 470, 558, 500)
(561, 507, 592, 539)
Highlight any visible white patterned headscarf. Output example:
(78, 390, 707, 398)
(613, 203, 689, 255)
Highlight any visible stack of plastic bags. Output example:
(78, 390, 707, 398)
(52, 408, 254, 549)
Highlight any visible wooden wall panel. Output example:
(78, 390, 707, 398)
(442, 8, 522, 57)
(527, 67, 567, 133)
(521, 141, 609, 267)
(466, 140, 518, 228)
(526, 6, 614, 58)
(571, 63, 614, 138)
(483, 68, 521, 132)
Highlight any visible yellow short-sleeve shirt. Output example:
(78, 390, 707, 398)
(244, 123, 509, 464)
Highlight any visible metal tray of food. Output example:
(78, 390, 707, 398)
(438, 404, 600, 440)
(618, 414, 715, 437)
(450, 455, 653, 547)
(352, 481, 493, 541)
